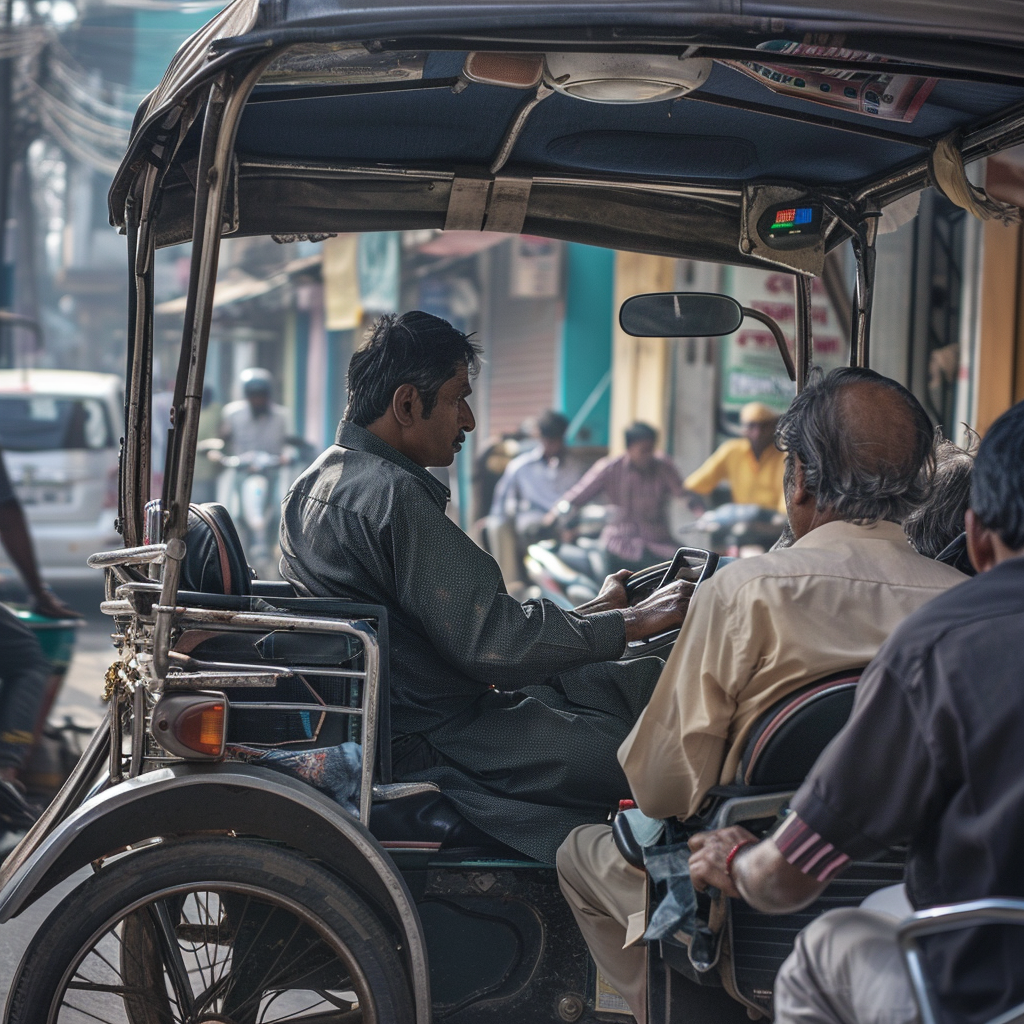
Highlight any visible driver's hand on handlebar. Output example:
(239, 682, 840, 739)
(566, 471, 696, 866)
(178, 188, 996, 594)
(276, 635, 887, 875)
(574, 569, 632, 615)
(620, 579, 695, 643)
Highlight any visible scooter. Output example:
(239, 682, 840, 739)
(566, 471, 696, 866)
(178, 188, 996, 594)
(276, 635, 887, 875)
(203, 438, 316, 579)
(523, 504, 609, 607)
(690, 502, 787, 556)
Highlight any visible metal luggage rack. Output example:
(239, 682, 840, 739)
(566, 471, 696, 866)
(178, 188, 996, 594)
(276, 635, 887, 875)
(88, 544, 388, 824)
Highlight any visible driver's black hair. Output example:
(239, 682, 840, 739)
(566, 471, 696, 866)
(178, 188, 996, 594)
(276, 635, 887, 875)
(344, 311, 481, 428)
(970, 399, 1024, 550)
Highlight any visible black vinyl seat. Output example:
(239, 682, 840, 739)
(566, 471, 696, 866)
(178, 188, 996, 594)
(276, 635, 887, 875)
(181, 502, 252, 596)
(738, 668, 862, 788)
(369, 790, 527, 860)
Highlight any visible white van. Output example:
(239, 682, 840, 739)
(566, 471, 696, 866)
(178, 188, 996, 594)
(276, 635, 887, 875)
(0, 370, 123, 581)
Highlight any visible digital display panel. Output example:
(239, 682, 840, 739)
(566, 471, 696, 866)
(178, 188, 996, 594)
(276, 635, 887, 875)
(756, 199, 823, 251)
(770, 206, 814, 231)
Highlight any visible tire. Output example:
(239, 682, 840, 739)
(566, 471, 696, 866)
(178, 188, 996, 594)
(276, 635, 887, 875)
(7, 837, 415, 1024)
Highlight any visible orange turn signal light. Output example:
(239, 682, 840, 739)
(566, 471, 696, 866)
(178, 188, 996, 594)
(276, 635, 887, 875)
(174, 701, 226, 757)
(152, 692, 228, 760)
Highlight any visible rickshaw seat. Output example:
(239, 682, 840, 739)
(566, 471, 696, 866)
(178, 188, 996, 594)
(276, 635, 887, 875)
(614, 667, 864, 868)
(181, 502, 252, 596)
(738, 668, 861, 788)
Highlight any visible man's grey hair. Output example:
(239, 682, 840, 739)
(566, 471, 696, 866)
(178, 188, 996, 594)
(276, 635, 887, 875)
(776, 366, 936, 525)
(903, 429, 978, 557)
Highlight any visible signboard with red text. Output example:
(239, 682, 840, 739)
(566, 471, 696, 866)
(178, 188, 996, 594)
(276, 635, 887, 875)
(720, 267, 848, 415)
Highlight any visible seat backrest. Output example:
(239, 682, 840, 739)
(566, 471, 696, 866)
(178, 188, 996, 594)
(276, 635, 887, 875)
(180, 502, 252, 596)
(740, 669, 863, 787)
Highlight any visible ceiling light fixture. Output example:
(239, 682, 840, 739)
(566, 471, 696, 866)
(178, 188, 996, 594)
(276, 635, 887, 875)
(543, 53, 712, 103)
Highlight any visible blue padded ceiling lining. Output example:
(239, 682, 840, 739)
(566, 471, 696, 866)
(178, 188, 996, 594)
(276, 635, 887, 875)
(546, 131, 757, 176)
(237, 54, 1024, 186)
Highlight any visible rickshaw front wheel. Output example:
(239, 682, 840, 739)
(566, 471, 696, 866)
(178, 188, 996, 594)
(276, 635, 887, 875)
(6, 836, 414, 1024)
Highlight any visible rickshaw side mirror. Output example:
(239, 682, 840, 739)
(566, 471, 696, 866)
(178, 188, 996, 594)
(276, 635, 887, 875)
(619, 291, 796, 381)
(618, 292, 744, 338)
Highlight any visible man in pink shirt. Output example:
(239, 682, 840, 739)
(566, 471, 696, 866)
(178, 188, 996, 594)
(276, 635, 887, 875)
(550, 422, 683, 572)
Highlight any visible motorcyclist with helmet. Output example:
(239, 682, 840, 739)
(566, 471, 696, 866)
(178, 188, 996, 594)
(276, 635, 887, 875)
(219, 368, 291, 460)
(212, 369, 295, 575)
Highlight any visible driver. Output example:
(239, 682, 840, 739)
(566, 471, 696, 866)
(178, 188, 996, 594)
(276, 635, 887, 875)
(555, 367, 967, 1023)
(280, 312, 691, 862)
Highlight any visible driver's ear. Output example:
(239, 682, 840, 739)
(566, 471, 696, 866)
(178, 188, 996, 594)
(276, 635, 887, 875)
(392, 384, 418, 428)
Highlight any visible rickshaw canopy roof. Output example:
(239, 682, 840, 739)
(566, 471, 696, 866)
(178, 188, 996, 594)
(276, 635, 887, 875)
(110, 0, 1024, 267)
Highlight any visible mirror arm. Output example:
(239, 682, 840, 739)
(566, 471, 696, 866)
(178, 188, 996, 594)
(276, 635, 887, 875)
(740, 307, 797, 382)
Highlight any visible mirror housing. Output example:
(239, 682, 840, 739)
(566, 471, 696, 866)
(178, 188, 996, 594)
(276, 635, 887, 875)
(619, 291, 796, 382)
(619, 292, 744, 339)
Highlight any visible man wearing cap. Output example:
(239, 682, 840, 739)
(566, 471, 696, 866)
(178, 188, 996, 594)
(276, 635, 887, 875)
(683, 402, 786, 513)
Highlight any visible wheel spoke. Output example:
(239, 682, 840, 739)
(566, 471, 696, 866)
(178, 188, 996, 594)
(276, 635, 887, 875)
(147, 900, 196, 1018)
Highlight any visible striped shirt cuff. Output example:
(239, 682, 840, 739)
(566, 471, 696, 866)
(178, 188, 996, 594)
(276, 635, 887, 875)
(773, 810, 850, 882)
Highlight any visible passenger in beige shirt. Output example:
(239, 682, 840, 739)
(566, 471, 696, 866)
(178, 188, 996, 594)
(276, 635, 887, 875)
(556, 367, 967, 1023)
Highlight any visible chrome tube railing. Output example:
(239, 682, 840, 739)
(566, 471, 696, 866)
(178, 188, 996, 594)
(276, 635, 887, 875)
(898, 899, 1024, 1024)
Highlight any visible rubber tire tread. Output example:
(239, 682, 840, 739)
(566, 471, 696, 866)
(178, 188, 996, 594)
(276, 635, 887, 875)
(6, 836, 415, 1024)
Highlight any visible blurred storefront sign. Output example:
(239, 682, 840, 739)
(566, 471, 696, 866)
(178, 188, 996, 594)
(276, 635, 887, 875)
(357, 232, 400, 313)
(721, 268, 846, 416)
(510, 236, 561, 298)
(323, 235, 360, 330)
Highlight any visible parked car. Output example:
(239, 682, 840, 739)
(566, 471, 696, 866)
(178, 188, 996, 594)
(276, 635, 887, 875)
(0, 370, 122, 581)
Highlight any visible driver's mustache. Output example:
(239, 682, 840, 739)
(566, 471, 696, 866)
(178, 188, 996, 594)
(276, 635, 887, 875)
(454, 431, 466, 445)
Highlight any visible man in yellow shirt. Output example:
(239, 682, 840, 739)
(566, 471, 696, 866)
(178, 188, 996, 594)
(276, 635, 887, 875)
(684, 401, 786, 513)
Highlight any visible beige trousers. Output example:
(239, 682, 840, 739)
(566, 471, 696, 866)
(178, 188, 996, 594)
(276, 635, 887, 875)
(557, 823, 649, 1022)
(775, 908, 919, 1024)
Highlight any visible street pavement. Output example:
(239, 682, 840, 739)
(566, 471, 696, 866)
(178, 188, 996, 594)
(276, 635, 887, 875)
(0, 579, 110, 1007)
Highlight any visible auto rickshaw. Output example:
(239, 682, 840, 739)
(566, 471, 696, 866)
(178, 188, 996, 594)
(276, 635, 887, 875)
(4, 2, 1024, 1021)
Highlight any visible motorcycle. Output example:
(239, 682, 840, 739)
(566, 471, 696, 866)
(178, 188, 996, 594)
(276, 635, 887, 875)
(690, 502, 788, 557)
(0, 608, 85, 851)
(202, 438, 316, 579)
(522, 503, 609, 607)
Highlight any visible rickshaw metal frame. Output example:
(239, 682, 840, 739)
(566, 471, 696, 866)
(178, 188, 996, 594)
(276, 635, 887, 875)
(7, 5, 1024, 1020)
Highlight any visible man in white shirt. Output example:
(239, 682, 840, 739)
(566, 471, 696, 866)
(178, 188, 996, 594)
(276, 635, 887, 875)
(487, 410, 585, 586)
(220, 368, 291, 457)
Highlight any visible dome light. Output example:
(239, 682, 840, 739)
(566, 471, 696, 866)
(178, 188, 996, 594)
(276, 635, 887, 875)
(544, 53, 712, 104)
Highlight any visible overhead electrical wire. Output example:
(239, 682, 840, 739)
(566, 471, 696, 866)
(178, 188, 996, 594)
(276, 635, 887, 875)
(2, 25, 140, 174)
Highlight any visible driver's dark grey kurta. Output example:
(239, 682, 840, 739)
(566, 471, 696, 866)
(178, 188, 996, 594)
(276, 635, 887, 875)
(280, 423, 662, 861)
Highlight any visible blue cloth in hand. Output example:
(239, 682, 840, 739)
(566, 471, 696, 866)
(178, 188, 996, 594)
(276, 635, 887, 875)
(642, 838, 721, 972)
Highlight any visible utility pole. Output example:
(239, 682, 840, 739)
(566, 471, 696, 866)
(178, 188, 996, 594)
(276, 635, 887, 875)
(0, 0, 15, 365)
